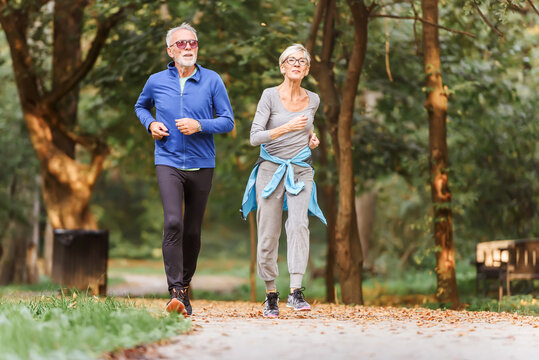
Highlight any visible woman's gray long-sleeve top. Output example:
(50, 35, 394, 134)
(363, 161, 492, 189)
(250, 87, 319, 159)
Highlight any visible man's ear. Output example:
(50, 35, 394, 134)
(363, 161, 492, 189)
(166, 47, 174, 59)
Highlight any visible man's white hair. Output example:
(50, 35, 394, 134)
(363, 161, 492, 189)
(166, 22, 198, 47)
(278, 44, 311, 66)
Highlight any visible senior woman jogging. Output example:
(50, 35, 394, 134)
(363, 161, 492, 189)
(241, 44, 326, 318)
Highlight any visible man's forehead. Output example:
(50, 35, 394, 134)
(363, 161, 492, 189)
(171, 29, 196, 41)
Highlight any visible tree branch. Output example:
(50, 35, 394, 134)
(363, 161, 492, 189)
(43, 6, 128, 105)
(370, 14, 477, 38)
(472, 0, 504, 37)
(40, 104, 109, 155)
(306, 0, 326, 58)
(321, 0, 337, 63)
(408, 0, 421, 56)
(382, 9, 393, 82)
(527, 0, 539, 15)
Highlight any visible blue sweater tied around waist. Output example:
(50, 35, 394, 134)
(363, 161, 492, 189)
(241, 145, 327, 225)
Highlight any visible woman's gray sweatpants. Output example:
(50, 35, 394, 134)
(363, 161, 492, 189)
(255, 161, 313, 290)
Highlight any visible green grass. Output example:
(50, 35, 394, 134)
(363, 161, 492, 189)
(465, 295, 539, 315)
(0, 294, 190, 360)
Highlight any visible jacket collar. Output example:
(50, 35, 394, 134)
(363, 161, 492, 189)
(167, 61, 201, 82)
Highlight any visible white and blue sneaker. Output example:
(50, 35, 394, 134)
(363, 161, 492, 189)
(263, 292, 280, 318)
(286, 288, 311, 311)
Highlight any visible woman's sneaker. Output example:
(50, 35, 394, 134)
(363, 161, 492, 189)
(286, 288, 311, 311)
(263, 292, 279, 318)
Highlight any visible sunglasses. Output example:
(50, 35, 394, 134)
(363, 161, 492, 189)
(169, 39, 199, 49)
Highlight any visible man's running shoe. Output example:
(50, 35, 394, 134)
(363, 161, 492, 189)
(165, 288, 187, 316)
(178, 287, 192, 316)
(263, 291, 280, 318)
(286, 287, 311, 311)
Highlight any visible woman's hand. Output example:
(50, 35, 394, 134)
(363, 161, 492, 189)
(309, 132, 320, 149)
(269, 115, 308, 140)
(286, 115, 308, 132)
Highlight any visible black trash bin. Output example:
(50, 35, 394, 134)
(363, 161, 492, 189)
(52, 229, 109, 296)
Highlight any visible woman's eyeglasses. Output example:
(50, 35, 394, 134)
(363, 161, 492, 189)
(169, 40, 199, 49)
(284, 57, 309, 66)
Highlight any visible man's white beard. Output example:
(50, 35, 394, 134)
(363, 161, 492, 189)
(176, 54, 197, 67)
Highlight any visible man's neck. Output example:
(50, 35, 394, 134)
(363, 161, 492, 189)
(176, 64, 196, 78)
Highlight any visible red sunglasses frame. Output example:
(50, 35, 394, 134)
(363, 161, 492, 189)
(170, 39, 198, 49)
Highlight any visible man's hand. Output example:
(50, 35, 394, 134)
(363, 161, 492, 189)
(149, 121, 169, 140)
(176, 118, 201, 135)
(309, 132, 320, 149)
(286, 115, 308, 132)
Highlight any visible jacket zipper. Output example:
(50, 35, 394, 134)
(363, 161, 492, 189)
(178, 76, 185, 167)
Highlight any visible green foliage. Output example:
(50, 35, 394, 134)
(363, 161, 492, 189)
(351, 1, 539, 272)
(0, 32, 39, 241)
(0, 294, 190, 360)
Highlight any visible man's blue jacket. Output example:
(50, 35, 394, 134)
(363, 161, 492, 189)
(135, 62, 234, 169)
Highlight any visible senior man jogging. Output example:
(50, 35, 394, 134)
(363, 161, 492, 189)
(135, 23, 234, 316)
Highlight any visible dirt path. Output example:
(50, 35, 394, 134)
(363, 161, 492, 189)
(145, 300, 538, 360)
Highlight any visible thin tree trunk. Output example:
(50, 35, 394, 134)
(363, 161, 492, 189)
(0, 223, 30, 285)
(0, 174, 35, 285)
(26, 175, 41, 284)
(317, 121, 336, 303)
(249, 213, 257, 302)
(43, 221, 54, 277)
(422, 0, 459, 306)
(356, 188, 377, 269)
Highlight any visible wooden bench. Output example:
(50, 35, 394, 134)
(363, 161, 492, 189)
(498, 239, 539, 300)
(475, 240, 512, 297)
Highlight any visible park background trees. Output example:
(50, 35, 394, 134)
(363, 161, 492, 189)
(1, 0, 537, 303)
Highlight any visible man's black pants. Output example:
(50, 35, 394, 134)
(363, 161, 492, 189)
(156, 165, 213, 294)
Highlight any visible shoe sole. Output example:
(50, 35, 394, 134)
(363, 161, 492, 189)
(166, 298, 187, 316)
(286, 304, 311, 311)
(263, 314, 279, 318)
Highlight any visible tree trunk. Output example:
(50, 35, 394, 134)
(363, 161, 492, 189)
(52, 0, 86, 158)
(422, 0, 459, 306)
(0, 222, 30, 285)
(25, 110, 100, 230)
(249, 213, 257, 302)
(306, 0, 370, 304)
(26, 175, 41, 284)
(333, 0, 369, 305)
(43, 221, 54, 276)
(356, 188, 377, 269)
(0, 2, 121, 232)
(317, 121, 336, 303)
(0, 2, 126, 285)
(0, 172, 38, 284)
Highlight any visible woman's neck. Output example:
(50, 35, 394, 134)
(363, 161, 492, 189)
(278, 78, 303, 100)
